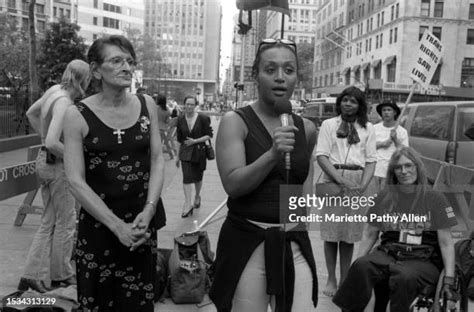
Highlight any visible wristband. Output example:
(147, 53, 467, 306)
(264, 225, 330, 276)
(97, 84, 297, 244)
(145, 200, 156, 208)
(443, 276, 455, 286)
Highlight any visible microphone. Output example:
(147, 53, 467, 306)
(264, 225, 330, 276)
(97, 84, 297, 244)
(274, 99, 293, 171)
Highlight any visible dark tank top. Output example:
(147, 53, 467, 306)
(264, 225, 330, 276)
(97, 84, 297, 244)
(227, 105, 310, 223)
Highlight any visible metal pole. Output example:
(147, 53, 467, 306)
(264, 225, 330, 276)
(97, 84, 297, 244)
(280, 13, 285, 38)
(238, 33, 246, 107)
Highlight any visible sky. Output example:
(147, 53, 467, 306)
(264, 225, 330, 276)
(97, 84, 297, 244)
(219, 1, 239, 79)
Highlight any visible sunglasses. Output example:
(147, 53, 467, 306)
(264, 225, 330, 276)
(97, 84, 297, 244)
(257, 38, 297, 53)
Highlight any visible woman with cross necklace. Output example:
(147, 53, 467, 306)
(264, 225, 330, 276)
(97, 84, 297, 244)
(63, 35, 166, 311)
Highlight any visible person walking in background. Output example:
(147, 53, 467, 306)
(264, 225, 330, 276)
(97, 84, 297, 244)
(175, 96, 213, 218)
(210, 38, 318, 311)
(156, 94, 175, 159)
(315, 86, 376, 297)
(63, 35, 166, 311)
(19, 60, 91, 293)
(374, 100, 409, 191)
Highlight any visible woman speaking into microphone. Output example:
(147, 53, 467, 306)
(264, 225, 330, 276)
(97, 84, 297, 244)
(210, 38, 318, 312)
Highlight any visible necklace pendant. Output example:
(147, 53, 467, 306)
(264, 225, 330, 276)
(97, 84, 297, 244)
(113, 129, 125, 144)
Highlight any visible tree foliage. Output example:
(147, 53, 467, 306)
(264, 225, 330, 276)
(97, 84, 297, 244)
(37, 17, 87, 89)
(297, 42, 314, 93)
(0, 13, 30, 94)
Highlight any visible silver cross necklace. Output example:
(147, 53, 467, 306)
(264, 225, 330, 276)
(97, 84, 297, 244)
(113, 129, 125, 144)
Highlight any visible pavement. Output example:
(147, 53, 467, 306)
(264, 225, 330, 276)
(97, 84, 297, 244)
(0, 117, 341, 312)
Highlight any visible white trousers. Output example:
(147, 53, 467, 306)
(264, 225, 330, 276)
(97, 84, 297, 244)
(232, 241, 315, 312)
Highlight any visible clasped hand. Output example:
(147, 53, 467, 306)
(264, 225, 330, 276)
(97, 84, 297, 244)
(116, 210, 153, 251)
(340, 178, 364, 196)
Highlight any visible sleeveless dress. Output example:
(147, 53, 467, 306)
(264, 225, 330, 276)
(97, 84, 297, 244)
(75, 97, 157, 312)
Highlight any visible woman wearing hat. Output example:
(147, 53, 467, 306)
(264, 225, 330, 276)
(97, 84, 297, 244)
(373, 100, 409, 190)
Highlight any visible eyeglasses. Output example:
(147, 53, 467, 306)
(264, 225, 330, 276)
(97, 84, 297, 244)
(257, 38, 297, 53)
(394, 162, 416, 172)
(103, 57, 137, 68)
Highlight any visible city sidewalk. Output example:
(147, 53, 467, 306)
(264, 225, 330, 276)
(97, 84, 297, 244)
(0, 117, 339, 311)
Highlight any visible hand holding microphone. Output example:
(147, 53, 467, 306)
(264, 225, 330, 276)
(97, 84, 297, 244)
(273, 99, 296, 171)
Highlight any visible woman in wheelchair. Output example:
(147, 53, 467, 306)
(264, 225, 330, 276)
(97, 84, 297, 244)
(333, 146, 458, 312)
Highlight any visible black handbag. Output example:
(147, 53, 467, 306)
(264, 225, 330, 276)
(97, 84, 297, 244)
(205, 140, 215, 160)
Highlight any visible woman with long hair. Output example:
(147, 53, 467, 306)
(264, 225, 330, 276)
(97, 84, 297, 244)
(210, 39, 318, 311)
(315, 86, 377, 297)
(20, 60, 91, 292)
(333, 146, 457, 312)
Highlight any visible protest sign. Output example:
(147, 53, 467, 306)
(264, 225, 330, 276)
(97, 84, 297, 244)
(409, 30, 444, 89)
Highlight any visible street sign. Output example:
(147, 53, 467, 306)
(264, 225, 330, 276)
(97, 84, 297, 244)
(409, 30, 444, 89)
(0, 161, 37, 201)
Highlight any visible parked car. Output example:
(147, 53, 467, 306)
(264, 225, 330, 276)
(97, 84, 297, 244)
(398, 101, 474, 169)
(301, 97, 337, 128)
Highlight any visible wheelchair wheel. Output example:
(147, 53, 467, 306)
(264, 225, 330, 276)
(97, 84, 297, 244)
(432, 269, 463, 312)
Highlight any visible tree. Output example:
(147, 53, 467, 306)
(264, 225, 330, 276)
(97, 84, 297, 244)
(37, 17, 87, 89)
(297, 42, 314, 95)
(0, 13, 30, 95)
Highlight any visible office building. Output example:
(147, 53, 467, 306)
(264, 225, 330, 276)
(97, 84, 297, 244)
(144, 0, 221, 104)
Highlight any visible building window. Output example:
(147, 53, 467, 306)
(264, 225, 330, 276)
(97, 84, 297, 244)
(53, 7, 57, 16)
(396, 3, 399, 18)
(394, 27, 398, 42)
(421, 0, 430, 17)
(380, 33, 383, 47)
(37, 20, 45, 31)
(419, 25, 429, 40)
(93, 34, 98, 40)
(35, 4, 44, 14)
(376, 35, 379, 49)
(93, 0, 98, 9)
(93, 16, 97, 25)
(103, 17, 119, 29)
(59, 8, 63, 17)
(381, 11, 384, 24)
(434, 0, 443, 17)
(354, 68, 360, 83)
(468, 29, 474, 44)
(432, 26, 442, 40)
(470, 4, 474, 19)
(22, 17, 28, 30)
(461, 58, 474, 87)
(387, 58, 396, 82)
(374, 62, 381, 79)
(8, 0, 15, 10)
(389, 29, 393, 43)
(391, 5, 394, 20)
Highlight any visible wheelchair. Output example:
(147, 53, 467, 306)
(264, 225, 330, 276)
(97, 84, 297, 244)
(372, 267, 466, 312)
(409, 268, 464, 312)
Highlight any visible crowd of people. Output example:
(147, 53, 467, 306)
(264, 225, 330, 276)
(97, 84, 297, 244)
(16, 34, 460, 312)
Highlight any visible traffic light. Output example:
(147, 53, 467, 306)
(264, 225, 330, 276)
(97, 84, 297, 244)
(234, 82, 244, 91)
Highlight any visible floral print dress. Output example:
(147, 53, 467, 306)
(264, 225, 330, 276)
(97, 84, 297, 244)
(75, 96, 157, 312)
